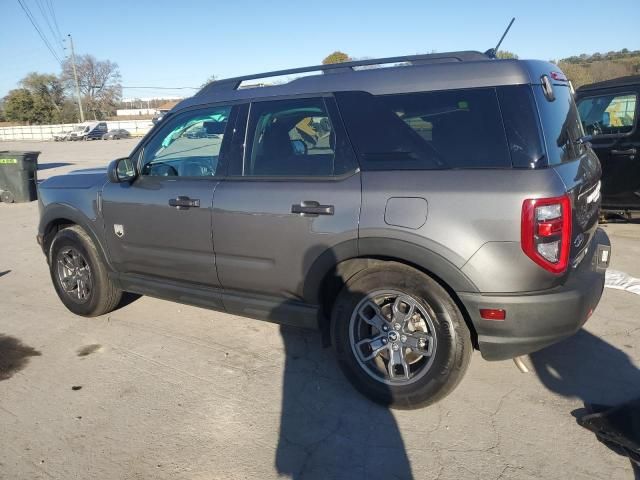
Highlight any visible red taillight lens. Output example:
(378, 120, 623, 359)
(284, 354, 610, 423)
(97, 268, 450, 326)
(521, 195, 572, 274)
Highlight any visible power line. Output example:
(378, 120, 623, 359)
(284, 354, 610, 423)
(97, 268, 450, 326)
(16, 0, 62, 64)
(34, 0, 64, 52)
(46, 0, 63, 43)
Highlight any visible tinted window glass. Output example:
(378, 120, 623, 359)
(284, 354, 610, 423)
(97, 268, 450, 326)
(533, 85, 585, 164)
(141, 106, 231, 177)
(244, 98, 344, 177)
(497, 85, 546, 168)
(577, 92, 637, 137)
(335, 88, 511, 170)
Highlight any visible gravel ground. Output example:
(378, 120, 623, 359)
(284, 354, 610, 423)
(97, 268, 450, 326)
(1, 140, 639, 479)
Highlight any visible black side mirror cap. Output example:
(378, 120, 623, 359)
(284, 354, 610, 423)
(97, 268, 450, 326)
(107, 157, 137, 183)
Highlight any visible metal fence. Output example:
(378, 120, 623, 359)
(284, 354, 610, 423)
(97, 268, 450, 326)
(0, 120, 154, 141)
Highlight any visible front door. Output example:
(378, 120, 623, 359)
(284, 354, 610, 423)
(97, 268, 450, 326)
(212, 96, 361, 306)
(102, 104, 235, 287)
(577, 88, 640, 209)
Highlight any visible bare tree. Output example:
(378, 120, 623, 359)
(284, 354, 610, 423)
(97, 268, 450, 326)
(62, 54, 122, 119)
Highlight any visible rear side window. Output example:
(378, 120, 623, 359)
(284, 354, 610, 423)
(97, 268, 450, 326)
(335, 88, 511, 170)
(533, 84, 586, 164)
(241, 97, 354, 177)
(577, 92, 637, 137)
(497, 86, 546, 168)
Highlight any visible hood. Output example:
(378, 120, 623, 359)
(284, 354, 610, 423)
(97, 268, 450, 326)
(39, 167, 108, 190)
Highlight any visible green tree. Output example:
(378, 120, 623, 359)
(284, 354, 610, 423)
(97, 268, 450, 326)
(322, 51, 351, 65)
(3, 89, 36, 123)
(20, 72, 66, 124)
(496, 50, 518, 59)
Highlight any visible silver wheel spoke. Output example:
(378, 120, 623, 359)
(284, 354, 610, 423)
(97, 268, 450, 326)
(405, 332, 434, 356)
(358, 301, 389, 332)
(355, 335, 387, 361)
(388, 346, 410, 380)
(392, 296, 415, 327)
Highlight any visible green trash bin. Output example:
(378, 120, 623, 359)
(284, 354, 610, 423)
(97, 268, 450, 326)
(0, 151, 40, 203)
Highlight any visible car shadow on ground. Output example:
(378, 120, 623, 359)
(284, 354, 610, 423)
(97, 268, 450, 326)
(275, 325, 414, 480)
(37, 162, 74, 171)
(530, 329, 640, 477)
(0, 334, 41, 381)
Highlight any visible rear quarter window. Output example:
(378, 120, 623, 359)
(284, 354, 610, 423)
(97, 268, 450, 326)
(533, 84, 586, 164)
(335, 88, 511, 170)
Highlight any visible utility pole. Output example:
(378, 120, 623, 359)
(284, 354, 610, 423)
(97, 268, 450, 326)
(67, 34, 85, 123)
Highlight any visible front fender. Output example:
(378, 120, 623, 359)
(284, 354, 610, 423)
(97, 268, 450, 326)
(38, 202, 113, 270)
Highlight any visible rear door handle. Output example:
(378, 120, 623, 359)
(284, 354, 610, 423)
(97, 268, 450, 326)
(169, 196, 200, 210)
(291, 200, 334, 216)
(611, 148, 637, 156)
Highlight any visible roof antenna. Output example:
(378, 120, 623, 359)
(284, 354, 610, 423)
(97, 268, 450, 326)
(485, 17, 515, 59)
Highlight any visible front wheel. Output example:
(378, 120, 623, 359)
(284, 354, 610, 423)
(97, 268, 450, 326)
(49, 225, 122, 317)
(331, 262, 473, 409)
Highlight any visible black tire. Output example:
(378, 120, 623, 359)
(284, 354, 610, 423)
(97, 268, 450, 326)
(49, 225, 122, 317)
(331, 262, 472, 409)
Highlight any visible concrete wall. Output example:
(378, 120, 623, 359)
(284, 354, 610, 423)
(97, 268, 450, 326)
(0, 120, 154, 141)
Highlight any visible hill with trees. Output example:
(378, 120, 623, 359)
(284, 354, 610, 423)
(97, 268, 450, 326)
(556, 49, 640, 88)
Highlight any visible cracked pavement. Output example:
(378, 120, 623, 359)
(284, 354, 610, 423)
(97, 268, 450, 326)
(1, 140, 639, 479)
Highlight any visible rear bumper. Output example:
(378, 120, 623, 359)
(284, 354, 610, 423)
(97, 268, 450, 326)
(459, 228, 611, 361)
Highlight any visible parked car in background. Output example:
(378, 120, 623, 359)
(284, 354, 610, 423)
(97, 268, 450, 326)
(576, 75, 640, 213)
(69, 122, 109, 141)
(53, 126, 84, 142)
(37, 51, 611, 409)
(102, 129, 131, 140)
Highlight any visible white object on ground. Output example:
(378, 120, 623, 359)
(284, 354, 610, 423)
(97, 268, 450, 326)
(605, 269, 640, 296)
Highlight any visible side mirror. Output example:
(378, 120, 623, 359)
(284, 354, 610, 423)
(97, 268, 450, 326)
(108, 157, 137, 183)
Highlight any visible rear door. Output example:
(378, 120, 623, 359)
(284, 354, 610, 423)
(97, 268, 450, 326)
(533, 79, 602, 260)
(577, 87, 639, 209)
(102, 104, 236, 288)
(212, 96, 360, 306)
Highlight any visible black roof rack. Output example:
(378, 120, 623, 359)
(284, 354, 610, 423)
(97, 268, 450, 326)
(197, 50, 490, 96)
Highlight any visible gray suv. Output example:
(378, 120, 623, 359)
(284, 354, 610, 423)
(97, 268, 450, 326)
(37, 51, 611, 408)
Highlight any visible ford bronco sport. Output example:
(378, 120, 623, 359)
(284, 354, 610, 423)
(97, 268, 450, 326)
(37, 51, 611, 408)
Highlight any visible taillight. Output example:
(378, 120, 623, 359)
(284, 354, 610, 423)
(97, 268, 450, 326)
(521, 195, 572, 274)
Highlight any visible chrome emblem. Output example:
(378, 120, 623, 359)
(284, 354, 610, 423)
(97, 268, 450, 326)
(114, 224, 125, 238)
(574, 233, 584, 248)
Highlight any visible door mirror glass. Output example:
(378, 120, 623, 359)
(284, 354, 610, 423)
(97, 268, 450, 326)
(108, 157, 136, 183)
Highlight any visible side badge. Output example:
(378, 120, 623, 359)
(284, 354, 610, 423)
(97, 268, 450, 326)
(114, 224, 125, 238)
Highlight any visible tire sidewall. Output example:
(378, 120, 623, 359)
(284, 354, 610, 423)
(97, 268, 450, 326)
(331, 265, 471, 408)
(49, 228, 107, 316)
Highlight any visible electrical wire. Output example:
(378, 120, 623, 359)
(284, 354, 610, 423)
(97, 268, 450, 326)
(46, 0, 64, 43)
(16, 0, 62, 64)
(34, 0, 65, 51)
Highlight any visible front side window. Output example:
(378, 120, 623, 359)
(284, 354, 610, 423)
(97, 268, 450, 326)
(244, 97, 344, 177)
(533, 84, 585, 164)
(140, 105, 231, 177)
(335, 88, 511, 170)
(577, 92, 637, 137)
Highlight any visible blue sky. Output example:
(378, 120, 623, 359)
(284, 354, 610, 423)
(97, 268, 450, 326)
(1, 0, 639, 99)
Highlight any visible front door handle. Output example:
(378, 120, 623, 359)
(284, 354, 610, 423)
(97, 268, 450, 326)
(169, 196, 200, 210)
(291, 200, 334, 216)
(611, 148, 637, 156)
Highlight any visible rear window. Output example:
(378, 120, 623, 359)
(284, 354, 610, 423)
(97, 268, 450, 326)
(335, 88, 512, 170)
(533, 84, 586, 164)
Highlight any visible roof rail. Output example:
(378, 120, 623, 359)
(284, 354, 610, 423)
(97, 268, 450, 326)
(197, 50, 489, 96)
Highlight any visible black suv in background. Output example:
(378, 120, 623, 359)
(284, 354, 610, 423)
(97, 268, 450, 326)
(576, 76, 640, 213)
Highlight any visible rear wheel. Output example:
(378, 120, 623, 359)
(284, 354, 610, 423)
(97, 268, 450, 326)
(331, 262, 472, 409)
(49, 225, 122, 317)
